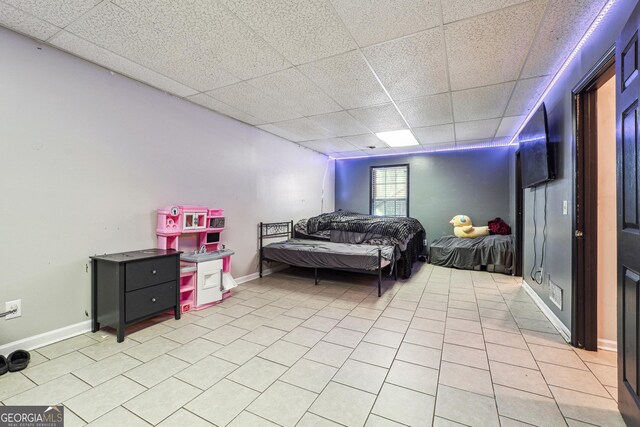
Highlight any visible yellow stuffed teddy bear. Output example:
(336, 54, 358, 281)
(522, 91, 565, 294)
(449, 215, 489, 238)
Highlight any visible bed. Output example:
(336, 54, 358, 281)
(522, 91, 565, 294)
(292, 210, 426, 278)
(259, 221, 396, 296)
(429, 235, 515, 274)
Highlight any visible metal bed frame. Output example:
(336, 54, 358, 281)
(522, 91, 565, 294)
(259, 221, 394, 297)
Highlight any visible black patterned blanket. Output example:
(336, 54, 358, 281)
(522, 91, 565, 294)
(305, 211, 425, 244)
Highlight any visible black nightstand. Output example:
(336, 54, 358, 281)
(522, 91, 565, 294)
(90, 249, 181, 342)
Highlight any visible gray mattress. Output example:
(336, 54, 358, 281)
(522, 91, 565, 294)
(429, 235, 514, 273)
(263, 239, 394, 271)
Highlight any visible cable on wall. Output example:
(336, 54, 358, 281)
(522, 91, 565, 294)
(530, 182, 549, 285)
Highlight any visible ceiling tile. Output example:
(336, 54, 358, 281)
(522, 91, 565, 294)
(423, 142, 458, 151)
(455, 119, 501, 141)
(521, 0, 605, 79)
(396, 93, 452, 127)
(0, 1, 59, 41)
(308, 111, 371, 137)
(344, 134, 386, 149)
(219, 0, 355, 65)
(361, 147, 400, 155)
(452, 81, 515, 122)
(49, 31, 198, 98)
(3, 0, 101, 27)
(504, 75, 550, 116)
(495, 115, 527, 138)
(444, 0, 546, 90)
(333, 149, 369, 158)
(347, 103, 407, 133)
(207, 82, 302, 123)
(266, 118, 335, 142)
(330, 0, 441, 47)
(299, 137, 359, 153)
(414, 124, 456, 145)
(188, 93, 265, 125)
(298, 50, 389, 109)
(364, 27, 448, 100)
(258, 123, 305, 141)
(114, 0, 290, 81)
(441, 0, 530, 23)
(247, 67, 341, 116)
(67, 2, 239, 92)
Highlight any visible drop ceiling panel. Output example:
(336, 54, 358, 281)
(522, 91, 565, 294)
(330, 0, 441, 47)
(445, 0, 546, 90)
(423, 142, 458, 151)
(441, 0, 531, 23)
(348, 103, 408, 133)
(495, 115, 527, 138)
(452, 81, 515, 122)
(414, 124, 456, 145)
(334, 149, 369, 158)
(257, 123, 306, 141)
(298, 137, 359, 153)
(455, 118, 501, 141)
(396, 93, 453, 128)
(0, 1, 59, 41)
(267, 117, 336, 142)
(521, 0, 605, 79)
(363, 147, 402, 155)
(298, 50, 389, 109)
(344, 134, 386, 149)
(65, 2, 240, 91)
(504, 75, 550, 116)
(3, 0, 101, 27)
(50, 31, 198, 98)
(0, 0, 610, 157)
(247, 67, 341, 116)
(219, 0, 355, 65)
(308, 111, 371, 137)
(207, 82, 302, 123)
(364, 27, 448, 100)
(114, 0, 290, 81)
(188, 93, 265, 125)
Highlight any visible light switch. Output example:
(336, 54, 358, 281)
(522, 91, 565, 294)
(562, 200, 568, 215)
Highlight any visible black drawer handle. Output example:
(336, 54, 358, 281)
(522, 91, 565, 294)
(151, 270, 157, 275)
(151, 298, 157, 303)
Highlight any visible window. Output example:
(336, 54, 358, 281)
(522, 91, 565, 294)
(370, 165, 409, 217)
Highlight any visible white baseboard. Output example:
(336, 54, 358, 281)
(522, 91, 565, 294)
(0, 320, 91, 355)
(1, 266, 288, 355)
(598, 338, 617, 352)
(235, 264, 288, 284)
(521, 281, 571, 342)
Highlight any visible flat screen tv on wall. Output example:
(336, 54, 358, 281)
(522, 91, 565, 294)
(520, 103, 556, 188)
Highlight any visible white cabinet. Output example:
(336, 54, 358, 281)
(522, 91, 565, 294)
(196, 259, 223, 306)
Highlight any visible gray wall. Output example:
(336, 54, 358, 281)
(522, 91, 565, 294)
(0, 28, 334, 346)
(512, 0, 636, 331)
(335, 147, 511, 242)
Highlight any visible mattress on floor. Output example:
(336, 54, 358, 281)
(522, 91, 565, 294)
(263, 239, 393, 271)
(429, 235, 514, 273)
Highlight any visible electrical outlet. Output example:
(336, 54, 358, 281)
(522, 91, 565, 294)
(5, 299, 21, 319)
(549, 281, 563, 310)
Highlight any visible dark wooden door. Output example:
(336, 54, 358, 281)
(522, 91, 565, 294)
(617, 3, 640, 424)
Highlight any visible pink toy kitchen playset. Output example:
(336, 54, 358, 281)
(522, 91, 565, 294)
(157, 205, 237, 313)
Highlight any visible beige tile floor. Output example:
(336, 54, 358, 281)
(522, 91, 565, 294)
(0, 264, 625, 426)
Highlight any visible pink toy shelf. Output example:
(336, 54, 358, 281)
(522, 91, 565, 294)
(157, 205, 233, 313)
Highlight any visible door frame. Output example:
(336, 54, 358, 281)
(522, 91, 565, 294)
(571, 46, 616, 350)
(514, 151, 524, 277)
